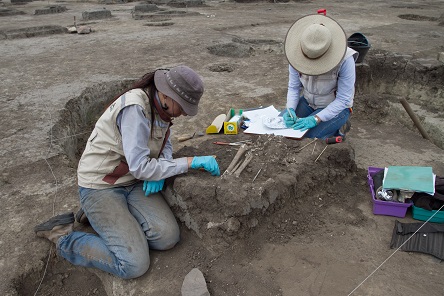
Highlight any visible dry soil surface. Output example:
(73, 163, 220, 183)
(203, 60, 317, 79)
(1, 0, 444, 296)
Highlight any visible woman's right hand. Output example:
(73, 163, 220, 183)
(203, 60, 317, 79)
(283, 108, 297, 127)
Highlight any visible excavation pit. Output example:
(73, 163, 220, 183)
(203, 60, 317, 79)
(3, 1, 444, 294)
(28, 50, 443, 294)
(207, 38, 283, 58)
(50, 52, 444, 242)
(398, 14, 438, 21)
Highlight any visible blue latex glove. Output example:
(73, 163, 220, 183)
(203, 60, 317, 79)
(283, 108, 297, 128)
(143, 179, 165, 196)
(191, 156, 220, 176)
(292, 116, 317, 131)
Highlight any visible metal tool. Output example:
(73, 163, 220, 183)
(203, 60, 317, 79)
(286, 107, 295, 120)
(213, 140, 252, 146)
(325, 136, 343, 144)
(213, 141, 244, 146)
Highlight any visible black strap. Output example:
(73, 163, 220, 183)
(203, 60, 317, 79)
(158, 123, 171, 158)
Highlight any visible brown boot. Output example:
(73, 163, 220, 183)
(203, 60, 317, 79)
(34, 212, 74, 244)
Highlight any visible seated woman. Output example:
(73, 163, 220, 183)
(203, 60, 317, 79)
(283, 14, 358, 139)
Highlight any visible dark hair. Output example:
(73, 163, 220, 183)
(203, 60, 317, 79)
(106, 71, 157, 138)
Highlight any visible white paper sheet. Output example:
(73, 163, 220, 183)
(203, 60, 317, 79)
(242, 105, 307, 139)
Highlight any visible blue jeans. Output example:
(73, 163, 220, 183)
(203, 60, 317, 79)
(57, 182, 180, 279)
(296, 97, 351, 139)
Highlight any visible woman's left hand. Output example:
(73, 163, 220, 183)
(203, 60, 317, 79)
(143, 179, 165, 196)
(190, 156, 220, 176)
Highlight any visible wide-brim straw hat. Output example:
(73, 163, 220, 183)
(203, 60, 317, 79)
(284, 14, 347, 76)
(154, 66, 204, 116)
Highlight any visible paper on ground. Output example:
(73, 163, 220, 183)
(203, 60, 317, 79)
(243, 105, 307, 139)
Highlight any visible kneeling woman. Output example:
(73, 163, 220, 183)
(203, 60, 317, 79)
(35, 65, 220, 279)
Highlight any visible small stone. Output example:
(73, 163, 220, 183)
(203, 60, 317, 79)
(225, 217, 240, 233)
(247, 217, 258, 228)
(77, 26, 92, 34)
(66, 26, 77, 33)
(438, 52, 444, 63)
(181, 268, 210, 296)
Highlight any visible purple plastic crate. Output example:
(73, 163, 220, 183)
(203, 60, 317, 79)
(367, 166, 411, 218)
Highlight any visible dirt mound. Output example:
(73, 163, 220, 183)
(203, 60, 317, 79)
(168, 134, 360, 252)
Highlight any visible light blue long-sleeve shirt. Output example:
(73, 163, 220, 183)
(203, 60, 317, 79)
(286, 55, 356, 122)
(116, 102, 188, 182)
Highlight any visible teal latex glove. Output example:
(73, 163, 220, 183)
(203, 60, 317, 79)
(191, 156, 220, 176)
(283, 108, 297, 128)
(292, 116, 317, 131)
(143, 179, 165, 196)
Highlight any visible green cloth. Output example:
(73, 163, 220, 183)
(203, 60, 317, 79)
(383, 166, 435, 195)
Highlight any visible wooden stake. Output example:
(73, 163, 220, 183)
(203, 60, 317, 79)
(252, 168, 262, 182)
(400, 98, 431, 141)
(314, 146, 328, 162)
(297, 138, 317, 152)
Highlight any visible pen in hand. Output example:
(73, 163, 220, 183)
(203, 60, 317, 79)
(286, 107, 295, 120)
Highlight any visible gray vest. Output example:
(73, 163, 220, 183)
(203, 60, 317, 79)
(300, 47, 358, 109)
(77, 88, 170, 189)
